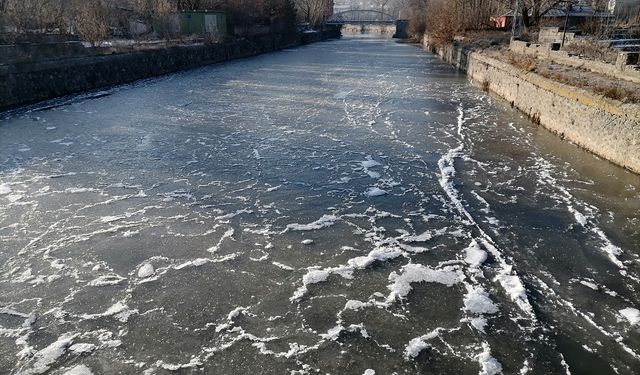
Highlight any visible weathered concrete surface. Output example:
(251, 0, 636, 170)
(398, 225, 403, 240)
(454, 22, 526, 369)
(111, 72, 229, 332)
(510, 40, 640, 84)
(424, 38, 640, 174)
(0, 30, 340, 111)
(342, 24, 396, 34)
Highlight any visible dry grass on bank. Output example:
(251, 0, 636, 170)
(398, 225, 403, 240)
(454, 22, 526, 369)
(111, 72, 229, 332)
(491, 51, 640, 103)
(562, 39, 619, 64)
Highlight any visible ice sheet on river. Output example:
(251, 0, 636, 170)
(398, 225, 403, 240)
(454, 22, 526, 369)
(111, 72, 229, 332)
(1, 35, 639, 374)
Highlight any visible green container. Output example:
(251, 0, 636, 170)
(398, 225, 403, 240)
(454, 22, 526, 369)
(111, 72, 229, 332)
(179, 11, 227, 35)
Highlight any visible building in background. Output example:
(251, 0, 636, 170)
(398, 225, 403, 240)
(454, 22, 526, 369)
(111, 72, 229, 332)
(179, 10, 227, 35)
(608, 0, 640, 23)
(491, 2, 618, 29)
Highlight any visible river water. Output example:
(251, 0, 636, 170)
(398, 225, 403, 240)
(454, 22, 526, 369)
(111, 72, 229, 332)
(1, 34, 639, 375)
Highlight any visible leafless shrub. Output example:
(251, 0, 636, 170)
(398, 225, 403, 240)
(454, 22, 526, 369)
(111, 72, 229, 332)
(1, 0, 297, 42)
(495, 51, 538, 71)
(74, 1, 110, 46)
(3, 0, 65, 33)
(406, 0, 428, 39)
(294, 0, 331, 27)
(425, 0, 460, 47)
(563, 39, 619, 64)
(151, 0, 179, 38)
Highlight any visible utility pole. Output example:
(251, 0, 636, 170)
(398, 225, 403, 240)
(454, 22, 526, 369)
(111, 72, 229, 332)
(561, 1, 572, 47)
(512, 0, 520, 40)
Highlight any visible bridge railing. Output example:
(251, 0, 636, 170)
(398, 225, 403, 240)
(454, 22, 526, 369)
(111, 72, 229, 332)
(326, 10, 397, 25)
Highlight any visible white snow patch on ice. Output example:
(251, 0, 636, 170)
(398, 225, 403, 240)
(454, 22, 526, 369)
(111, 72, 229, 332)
(0, 183, 12, 195)
(404, 230, 432, 243)
(207, 228, 234, 253)
(399, 244, 429, 253)
(286, 215, 339, 231)
(215, 209, 253, 221)
(344, 300, 367, 311)
(470, 317, 488, 332)
(361, 156, 382, 169)
(25, 333, 76, 375)
(69, 343, 97, 354)
(137, 263, 154, 278)
(291, 269, 331, 301)
(348, 247, 403, 269)
(387, 264, 460, 301)
(88, 274, 126, 287)
(81, 302, 137, 323)
(272, 262, 294, 271)
(303, 269, 331, 285)
(620, 308, 640, 326)
(63, 365, 94, 375)
(463, 288, 498, 315)
(227, 307, 246, 321)
(100, 216, 124, 223)
(7, 194, 22, 202)
(404, 329, 440, 358)
(464, 240, 487, 267)
(477, 343, 503, 375)
(579, 280, 598, 290)
(365, 187, 387, 197)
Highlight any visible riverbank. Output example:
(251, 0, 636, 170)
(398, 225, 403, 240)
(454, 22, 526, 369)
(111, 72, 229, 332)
(422, 37, 640, 175)
(0, 30, 340, 112)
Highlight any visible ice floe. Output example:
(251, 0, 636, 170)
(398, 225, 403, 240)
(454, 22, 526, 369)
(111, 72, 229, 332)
(387, 264, 461, 301)
(0, 183, 12, 195)
(365, 187, 387, 197)
(477, 343, 503, 375)
(619, 308, 640, 326)
(464, 240, 487, 267)
(137, 263, 155, 278)
(404, 329, 440, 358)
(22, 333, 76, 375)
(463, 288, 499, 315)
(286, 215, 339, 231)
(63, 365, 94, 375)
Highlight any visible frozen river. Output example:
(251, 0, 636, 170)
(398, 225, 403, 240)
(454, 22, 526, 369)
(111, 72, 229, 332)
(1, 35, 640, 375)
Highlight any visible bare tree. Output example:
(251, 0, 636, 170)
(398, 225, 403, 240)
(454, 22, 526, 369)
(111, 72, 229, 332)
(295, 0, 331, 26)
(74, 0, 110, 45)
(1, 0, 299, 41)
(372, 0, 390, 14)
(3, 0, 65, 33)
(518, 0, 564, 31)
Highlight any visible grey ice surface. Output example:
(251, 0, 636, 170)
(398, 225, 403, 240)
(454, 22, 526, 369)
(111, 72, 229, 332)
(1, 34, 639, 375)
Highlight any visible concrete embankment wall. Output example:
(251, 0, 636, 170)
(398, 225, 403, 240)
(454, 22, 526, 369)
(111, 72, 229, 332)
(0, 30, 339, 111)
(342, 24, 396, 34)
(423, 39, 640, 174)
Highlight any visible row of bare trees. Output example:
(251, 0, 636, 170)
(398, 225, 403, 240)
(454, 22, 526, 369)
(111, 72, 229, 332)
(0, 0, 298, 43)
(405, 0, 638, 44)
(405, 0, 506, 40)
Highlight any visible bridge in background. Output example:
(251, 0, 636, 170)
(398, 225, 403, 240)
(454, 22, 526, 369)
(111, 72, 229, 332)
(326, 10, 396, 25)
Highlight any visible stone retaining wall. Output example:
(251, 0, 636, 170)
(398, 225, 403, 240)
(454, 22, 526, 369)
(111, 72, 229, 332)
(423, 37, 640, 174)
(0, 30, 340, 111)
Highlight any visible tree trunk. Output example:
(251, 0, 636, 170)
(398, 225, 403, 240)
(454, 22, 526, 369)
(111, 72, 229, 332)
(520, 4, 531, 33)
